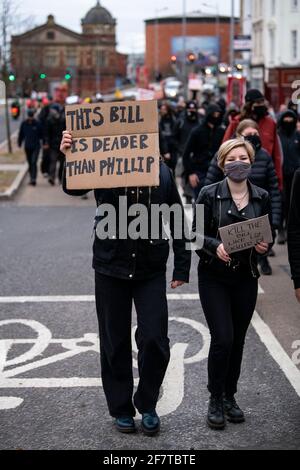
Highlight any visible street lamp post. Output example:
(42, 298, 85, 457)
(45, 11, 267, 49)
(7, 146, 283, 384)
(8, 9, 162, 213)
(230, 0, 235, 68)
(154, 7, 168, 79)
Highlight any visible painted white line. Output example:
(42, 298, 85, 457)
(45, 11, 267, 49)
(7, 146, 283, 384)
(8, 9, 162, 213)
(0, 290, 264, 303)
(251, 311, 300, 398)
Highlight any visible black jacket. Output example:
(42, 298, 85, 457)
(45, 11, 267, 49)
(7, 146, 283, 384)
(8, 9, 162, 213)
(193, 179, 274, 280)
(173, 114, 201, 155)
(277, 111, 300, 176)
(205, 148, 281, 229)
(63, 162, 191, 282)
(288, 169, 300, 289)
(44, 111, 66, 151)
(182, 105, 225, 176)
(18, 119, 42, 150)
(159, 114, 177, 158)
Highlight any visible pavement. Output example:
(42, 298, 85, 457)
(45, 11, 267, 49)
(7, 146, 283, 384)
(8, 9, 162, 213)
(0, 170, 299, 450)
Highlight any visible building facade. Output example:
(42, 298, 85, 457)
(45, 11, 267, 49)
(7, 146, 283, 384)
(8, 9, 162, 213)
(145, 15, 240, 80)
(10, 1, 127, 97)
(246, 0, 300, 108)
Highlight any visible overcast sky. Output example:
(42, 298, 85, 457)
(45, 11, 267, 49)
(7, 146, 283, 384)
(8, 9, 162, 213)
(18, 0, 240, 54)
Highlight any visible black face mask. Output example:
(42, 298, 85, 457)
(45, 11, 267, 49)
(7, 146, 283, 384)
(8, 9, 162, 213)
(252, 105, 267, 120)
(282, 121, 296, 134)
(244, 134, 262, 152)
(187, 111, 197, 121)
(207, 115, 222, 126)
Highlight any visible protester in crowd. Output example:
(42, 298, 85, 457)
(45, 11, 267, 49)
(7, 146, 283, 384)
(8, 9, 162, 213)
(183, 104, 225, 198)
(276, 110, 300, 245)
(174, 100, 201, 203)
(193, 138, 274, 430)
(223, 89, 283, 191)
(159, 102, 178, 174)
(59, 131, 191, 436)
(205, 119, 281, 275)
(38, 94, 53, 177)
(18, 109, 43, 186)
(288, 169, 300, 304)
(44, 103, 66, 186)
(223, 102, 240, 128)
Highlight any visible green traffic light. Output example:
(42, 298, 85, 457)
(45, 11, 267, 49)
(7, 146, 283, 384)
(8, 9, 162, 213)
(65, 73, 71, 80)
(8, 74, 15, 82)
(40, 73, 47, 79)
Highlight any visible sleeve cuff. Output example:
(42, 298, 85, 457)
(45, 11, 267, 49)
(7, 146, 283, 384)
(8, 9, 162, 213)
(172, 271, 190, 283)
(293, 278, 300, 289)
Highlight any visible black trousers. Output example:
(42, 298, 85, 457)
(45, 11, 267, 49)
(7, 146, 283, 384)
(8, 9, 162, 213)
(49, 149, 64, 183)
(198, 268, 258, 398)
(40, 147, 51, 175)
(95, 272, 170, 418)
(25, 147, 40, 183)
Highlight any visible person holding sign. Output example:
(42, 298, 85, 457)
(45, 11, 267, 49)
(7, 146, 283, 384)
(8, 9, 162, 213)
(60, 126, 191, 437)
(288, 169, 300, 304)
(193, 138, 274, 430)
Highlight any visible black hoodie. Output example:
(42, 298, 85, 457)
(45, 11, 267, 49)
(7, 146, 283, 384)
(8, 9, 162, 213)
(182, 104, 225, 176)
(277, 110, 300, 176)
(288, 169, 300, 289)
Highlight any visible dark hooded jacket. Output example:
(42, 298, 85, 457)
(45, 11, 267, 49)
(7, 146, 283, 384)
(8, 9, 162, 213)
(182, 104, 225, 176)
(288, 169, 300, 289)
(277, 110, 300, 177)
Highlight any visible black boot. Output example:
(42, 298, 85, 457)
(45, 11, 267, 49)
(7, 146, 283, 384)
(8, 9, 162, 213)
(223, 396, 245, 423)
(259, 257, 272, 276)
(277, 229, 286, 245)
(207, 396, 225, 430)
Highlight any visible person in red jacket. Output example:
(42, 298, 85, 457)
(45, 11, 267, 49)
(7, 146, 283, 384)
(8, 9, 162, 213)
(223, 89, 283, 191)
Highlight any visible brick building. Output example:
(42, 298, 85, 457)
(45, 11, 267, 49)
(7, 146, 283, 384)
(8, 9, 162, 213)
(145, 15, 240, 79)
(10, 1, 127, 97)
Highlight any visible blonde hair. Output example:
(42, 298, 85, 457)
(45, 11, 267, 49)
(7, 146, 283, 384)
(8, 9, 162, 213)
(217, 138, 255, 170)
(236, 119, 259, 136)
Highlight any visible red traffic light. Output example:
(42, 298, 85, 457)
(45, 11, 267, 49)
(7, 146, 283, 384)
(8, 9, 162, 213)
(187, 53, 196, 63)
(171, 55, 177, 64)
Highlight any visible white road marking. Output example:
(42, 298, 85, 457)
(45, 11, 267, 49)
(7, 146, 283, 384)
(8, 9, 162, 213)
(0, 317, 210, 416)
(252, 311, 300, 398)
(0, 289, 264, 303)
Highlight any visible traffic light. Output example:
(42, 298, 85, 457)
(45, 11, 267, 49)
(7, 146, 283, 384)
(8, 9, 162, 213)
(187, 53, 196, 64)
(65, 70, 72, 80)
(171, 55, 177, 64)
(39, 73, 47, 79)
(8, 73, 16, 82)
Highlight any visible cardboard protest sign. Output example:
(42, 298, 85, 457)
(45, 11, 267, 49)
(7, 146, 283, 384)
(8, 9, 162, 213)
(219, 215, 273, 254)
(65, 100, 160, 189)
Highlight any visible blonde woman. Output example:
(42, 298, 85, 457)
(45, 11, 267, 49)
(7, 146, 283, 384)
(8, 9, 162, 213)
(193, 138, 274, 430)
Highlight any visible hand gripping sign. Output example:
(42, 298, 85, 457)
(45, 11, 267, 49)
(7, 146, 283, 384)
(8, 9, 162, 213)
(65, 100, 160, 190)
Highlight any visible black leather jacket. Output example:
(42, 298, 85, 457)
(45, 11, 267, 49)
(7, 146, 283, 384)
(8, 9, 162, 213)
(288, 169, 300, 289)
(193, 179, 274, 279)
(63, 162, 191, 282)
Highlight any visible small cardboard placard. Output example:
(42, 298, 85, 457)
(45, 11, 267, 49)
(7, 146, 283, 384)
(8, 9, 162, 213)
(65, 100, 160, 189)
(219, 215, 273, 254)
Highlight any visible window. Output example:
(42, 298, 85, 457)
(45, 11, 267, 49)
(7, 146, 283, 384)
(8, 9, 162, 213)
(271, 0, 276, 15)
(270, 30, 275, 63)
(292, 30, 298, 60)
(291, 0, 299, 11)
(44, 54, 58, 67)
(95, 50, 107, 67)
(66, 49, 77, 67)
(47, 31, 55, 40)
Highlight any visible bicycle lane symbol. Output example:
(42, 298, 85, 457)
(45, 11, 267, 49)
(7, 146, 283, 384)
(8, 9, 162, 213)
(0, 317, 210, 415)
